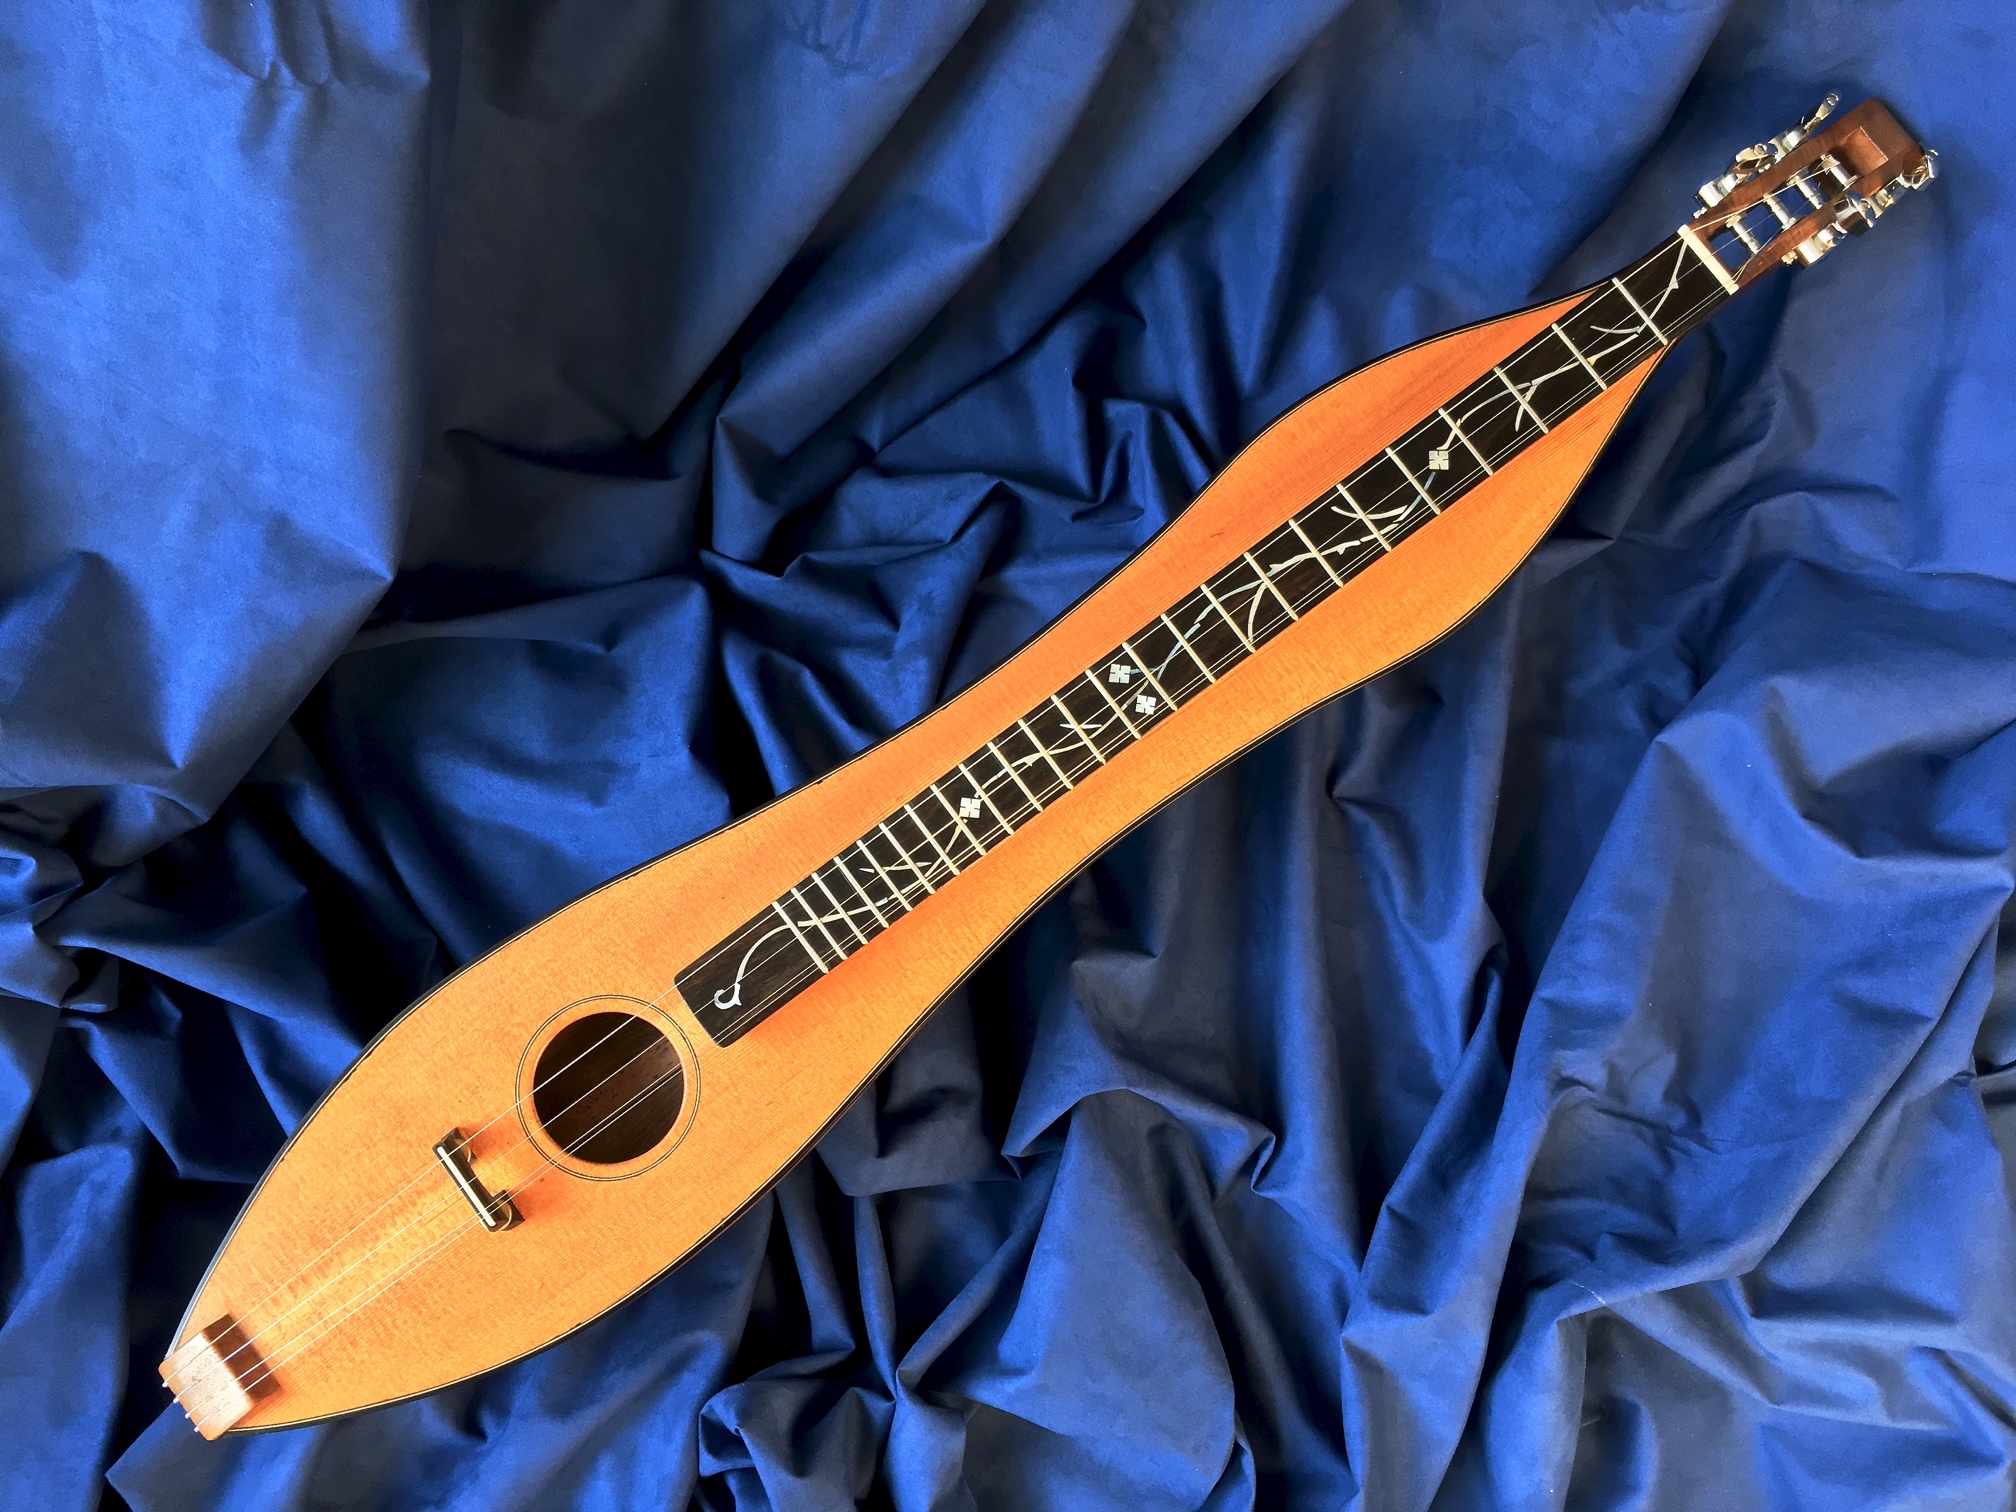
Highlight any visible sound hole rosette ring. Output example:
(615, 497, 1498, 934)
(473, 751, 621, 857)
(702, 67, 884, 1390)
(514, 996, 700, 1181)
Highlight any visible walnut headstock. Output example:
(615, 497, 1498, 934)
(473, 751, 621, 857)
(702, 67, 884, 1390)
(1678, 96, 1936, 291)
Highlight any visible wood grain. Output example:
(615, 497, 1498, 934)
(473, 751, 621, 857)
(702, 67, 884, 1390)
(168, 291, 1658, 1429)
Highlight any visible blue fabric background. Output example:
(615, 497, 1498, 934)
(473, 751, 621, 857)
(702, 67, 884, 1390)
(2, 1, 2012, 1507)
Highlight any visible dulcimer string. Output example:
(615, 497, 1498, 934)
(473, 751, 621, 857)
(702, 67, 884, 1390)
(178, 848, 910, 1409)
(171, 1007, 673, 1408)
(189, 1043, 699, 1432)
(182, 267, 1741, 1431)
(190, 1058, 693, 1432)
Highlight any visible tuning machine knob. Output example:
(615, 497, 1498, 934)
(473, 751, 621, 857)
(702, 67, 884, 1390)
(1697, 91, 1840, 211)
(1788, 150, 1940, 265)
(1766, 92, 1841, 162)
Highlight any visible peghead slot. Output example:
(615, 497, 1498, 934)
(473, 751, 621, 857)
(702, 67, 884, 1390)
(434, 1128, 521, 1232)
(160, 1315, 276, 1438)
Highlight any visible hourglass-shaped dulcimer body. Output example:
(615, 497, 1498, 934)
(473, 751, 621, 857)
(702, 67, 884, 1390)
(162, 98, 1934, 1436)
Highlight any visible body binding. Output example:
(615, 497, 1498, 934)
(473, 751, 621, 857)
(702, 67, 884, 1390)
(168, 288, 1661, 1430)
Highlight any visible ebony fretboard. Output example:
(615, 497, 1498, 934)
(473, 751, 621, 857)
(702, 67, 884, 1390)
(676, 235, 1730, 1045)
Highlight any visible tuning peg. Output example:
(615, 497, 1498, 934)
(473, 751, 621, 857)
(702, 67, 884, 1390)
(1767, 92, 1838, 160)
(1787, 149, 1939, 266)
(1697, 92, 1841, 211)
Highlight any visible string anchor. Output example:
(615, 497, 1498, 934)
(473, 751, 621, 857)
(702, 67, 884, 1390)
(160, 1315, 276, 1438)
(434, 1128, 522, 1232)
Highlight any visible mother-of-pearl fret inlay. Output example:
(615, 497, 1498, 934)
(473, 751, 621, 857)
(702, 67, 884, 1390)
(677, 232, 1731, 1044)
(1384, 446, 1439, 513)
(1335, 485, 1392, 549)
(1086, 672, 1141, 738)
(1552, 323, 1608, 390)
(1197, 582, 1256, 653)
(1611, 278, 1669, 345)
(1119, 639, 1180, 706)
(1285, 517, 1345, 587)
(1156, 614, 1216, 683)
(1048, 693, 1109, 765)
(840, 852, 891, 927)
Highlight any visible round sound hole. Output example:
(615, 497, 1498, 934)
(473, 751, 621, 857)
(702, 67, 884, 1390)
(531, 1012, 684, 1165)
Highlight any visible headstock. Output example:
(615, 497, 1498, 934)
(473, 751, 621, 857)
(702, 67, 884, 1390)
(1677, 95, 1937, 292)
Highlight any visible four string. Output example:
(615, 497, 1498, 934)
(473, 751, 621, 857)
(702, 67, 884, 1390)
(1693, 160, 1845, 262)
(174, 251, 1735, 1432)
(172, 1003, 679, 1422)
(188, 1039, 695, 1432)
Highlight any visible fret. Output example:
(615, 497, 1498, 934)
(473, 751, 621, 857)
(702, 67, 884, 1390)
(955, 753, 1024, 834)
(1248, 519, 1339, 614)
(1389, 415, 1482, 512)
(881, 813, 945, 894)
(853, 837, 912, 914)
(1197, 581, 1256, 653)
(1016, 717, 1080, 794)
(1610, 236, 1729, 368)
(1441, 373, 1534, 472)
(1497, 331, 1600, 430)
(900, 800, 967, 880)
(1005, 717, 1074, 798)
(1154, 613, 1217, 687)
(1610, 277, 1669, 345)
(1439, 407, 1493, 474)
(1244, 551, 1299, 620)
(931, 788, 989, 867)
(1085, 670, 1142, 739)
(871, 821, 934, 900)
(1023, 699, 1104, 783)
(1384, 446, 1438, 514)
(771, 898, 833, 974)
(1336, 484, 1390, 548)
(1115, 637, 1184, 711)
(788, 883, 849, 962)
(935, 771, 997, 846)
(1101, 653, 1175, 730)
(1161, 593, 1246, 680)
(835, 858, 887, 939)
(1551, 322, 1607, 390)
(834, 858, 891, 931)
(1286, 515, 1342, 586)
(1204, 563, 1270, 648)
(1296, 486, 1390, 581)
(1556, 282, 1652, 377)
(1047, 692, 1107, 768)
(1346, 453, 1437, 547)
(1204, 552, 1295, 649)
(942, 762, 1011, 837)
(1558, 238, 1724, 387)
(927, 781, 990, 859)
(1492, 364, 1549, 433)
(1110, 622, 1209, 705)
(1056, 678, 1134, 761)
(977, 742, 1044, 823)
(809, 866, 871, 948)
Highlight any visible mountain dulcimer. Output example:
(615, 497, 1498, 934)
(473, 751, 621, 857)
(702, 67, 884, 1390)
(164, 97, 1935, 1435)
